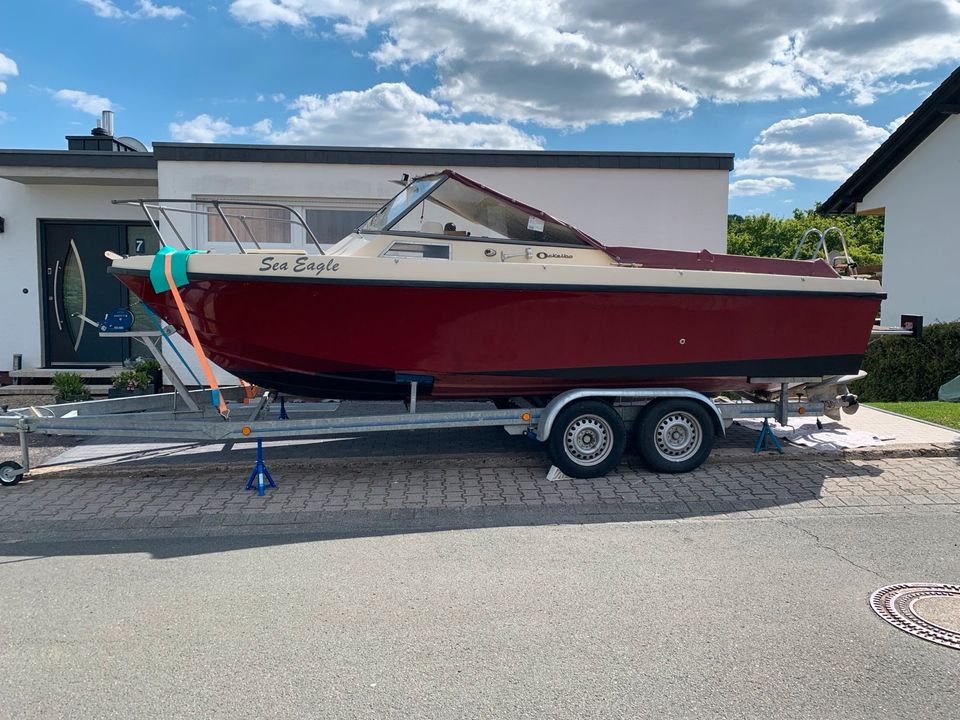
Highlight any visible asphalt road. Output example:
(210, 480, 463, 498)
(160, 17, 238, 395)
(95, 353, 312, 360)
(2, 510, 958, 719)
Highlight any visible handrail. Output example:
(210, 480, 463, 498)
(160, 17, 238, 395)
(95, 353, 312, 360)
(792, 226, 857, 275)
(112, 198, 326, 255)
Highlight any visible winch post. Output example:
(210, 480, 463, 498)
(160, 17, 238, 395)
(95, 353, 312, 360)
(19, 425, 30, 473)
(778, 382, 789, 426)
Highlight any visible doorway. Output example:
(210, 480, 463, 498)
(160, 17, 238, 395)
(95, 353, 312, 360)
(40, 222, 161, 366)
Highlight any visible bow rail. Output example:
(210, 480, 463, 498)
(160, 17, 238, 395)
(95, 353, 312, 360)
(112, 198, 326, 255)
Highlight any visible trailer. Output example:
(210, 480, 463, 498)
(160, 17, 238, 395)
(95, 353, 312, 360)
(1, 369, 857, 489)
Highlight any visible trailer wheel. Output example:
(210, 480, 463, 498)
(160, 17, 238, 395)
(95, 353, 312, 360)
(548, 400, 625, 479)
(0, 461, 24, 486)
(636, 399, 714, 474)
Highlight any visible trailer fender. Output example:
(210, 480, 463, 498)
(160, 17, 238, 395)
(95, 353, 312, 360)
(536, 388, 725, 442)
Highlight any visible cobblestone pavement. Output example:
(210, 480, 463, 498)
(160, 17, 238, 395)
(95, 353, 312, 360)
(3, 452, 959, 542)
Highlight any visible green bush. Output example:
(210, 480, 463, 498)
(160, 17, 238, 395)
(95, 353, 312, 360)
(112, 370, 151, 391)
(133, 358, 161, 374)
(51, 372, 91, 403)
(852, 321, 960, 402)
(728, 207, 884, 266)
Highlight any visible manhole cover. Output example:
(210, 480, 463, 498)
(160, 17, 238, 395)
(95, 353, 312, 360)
(870, 583, 960, 650)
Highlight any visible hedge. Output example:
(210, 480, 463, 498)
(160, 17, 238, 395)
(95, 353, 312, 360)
(852, 321, 960, 402)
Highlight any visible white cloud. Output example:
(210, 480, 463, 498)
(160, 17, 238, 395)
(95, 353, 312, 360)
(80, 0, 125, 18)
(169, 114, 248, 142)
(736, 113, 890, 181)
(0, 52, 17, 94)
(266, 82, 543, 149)
(79, 0, 185, 20)
(170, 83, 542, 148)
(256, 92, 286, 102)
(227, 1, 960, 128)
(135, 0, 186, 19)
(229, 0, 308, 27)
(52, 88, 117, 115)
(729, 177, 795, 197)
(0, 110, 12, 123)
(887, 113, 912, 132)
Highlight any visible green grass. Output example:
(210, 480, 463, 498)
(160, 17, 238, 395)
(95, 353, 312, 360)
(868, 401, 960, 430)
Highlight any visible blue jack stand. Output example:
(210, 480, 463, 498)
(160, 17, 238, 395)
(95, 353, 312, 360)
(245, 438, 277, 496)
(278, 395, 289, 420)
(754, 418, 784, 454)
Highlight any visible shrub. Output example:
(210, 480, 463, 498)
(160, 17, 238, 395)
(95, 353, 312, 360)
(52, 372, 91, 403)
(112, 370, 151, 391)
(852, 321, 960, 402)
(133, 358, 161, 375)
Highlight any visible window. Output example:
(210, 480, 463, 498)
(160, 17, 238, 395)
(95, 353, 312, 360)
(305, 208, 372, 245)
(207, 205, 292, 245)
(383, 241, 450, 259)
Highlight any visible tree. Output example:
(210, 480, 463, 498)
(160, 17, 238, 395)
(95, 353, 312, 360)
(727, 205, 884, 267)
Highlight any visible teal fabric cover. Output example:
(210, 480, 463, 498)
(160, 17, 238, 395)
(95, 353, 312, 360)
(149, 247, 201, 293)
(938, 374, 960, 402)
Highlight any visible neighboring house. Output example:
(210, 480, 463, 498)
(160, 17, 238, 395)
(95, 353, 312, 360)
(0, 119, 732, 375)
(822, 65, 960, 327)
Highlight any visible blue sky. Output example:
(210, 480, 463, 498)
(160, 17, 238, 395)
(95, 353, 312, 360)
(1, 0, 959, 216)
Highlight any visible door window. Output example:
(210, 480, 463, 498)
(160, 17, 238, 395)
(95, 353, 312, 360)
(62, 239, 86, 351)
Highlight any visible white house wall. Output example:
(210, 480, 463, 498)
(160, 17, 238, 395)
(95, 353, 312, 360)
(0, 180, 153, 372)
(860, 115, 960, 326)
(159, 161, 729, 252)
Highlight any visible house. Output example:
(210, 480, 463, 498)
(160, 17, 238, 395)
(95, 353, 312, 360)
(822, 65, 960, 327)
(0, 118, 733, 375)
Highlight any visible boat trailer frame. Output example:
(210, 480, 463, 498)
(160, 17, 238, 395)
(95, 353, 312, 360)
(1, 371, 835, 490)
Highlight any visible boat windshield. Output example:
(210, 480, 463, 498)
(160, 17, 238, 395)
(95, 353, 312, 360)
(361, 176, 444, 232)
(361, 172, 595, 247)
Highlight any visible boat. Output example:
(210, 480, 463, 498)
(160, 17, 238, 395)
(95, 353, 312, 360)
(108, 170, 885, 401)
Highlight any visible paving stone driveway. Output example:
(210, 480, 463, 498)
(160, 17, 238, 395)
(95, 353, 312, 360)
(3, 452, 960, 542)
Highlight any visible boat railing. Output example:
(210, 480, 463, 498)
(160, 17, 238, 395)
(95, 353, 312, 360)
(112, 198, 326, 255)
(793, 227, 856, 274)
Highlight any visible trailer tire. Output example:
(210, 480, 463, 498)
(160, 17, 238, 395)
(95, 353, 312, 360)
(547, 400, 625, 479)
(636, 399, 714, 474)
(0, 460, 24, 486)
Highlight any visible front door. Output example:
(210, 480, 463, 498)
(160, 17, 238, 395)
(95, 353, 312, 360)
(41, 222, 160, 366)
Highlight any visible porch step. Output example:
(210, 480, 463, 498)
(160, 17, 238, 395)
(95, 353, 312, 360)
(9, 367, 121, 379)
(0, 384, 110, 395)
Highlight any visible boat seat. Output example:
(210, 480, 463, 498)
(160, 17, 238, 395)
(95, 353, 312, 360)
(421, 221, 444, 234)
(244, 249, 308, 255)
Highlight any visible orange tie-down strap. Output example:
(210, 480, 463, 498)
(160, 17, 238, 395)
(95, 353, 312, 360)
(164, 253, 229, 418)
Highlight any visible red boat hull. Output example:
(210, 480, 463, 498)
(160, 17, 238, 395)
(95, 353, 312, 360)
(114, 270, 882, 399)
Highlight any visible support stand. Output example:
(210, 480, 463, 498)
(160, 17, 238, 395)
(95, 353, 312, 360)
(278, 395, 289, 420)
(245, 439, 277, 496)
(754, 418, 784, 455)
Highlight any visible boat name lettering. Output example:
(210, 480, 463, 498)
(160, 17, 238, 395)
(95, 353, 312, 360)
(536, 252, 573, 260)
(259, 256, 341, 275)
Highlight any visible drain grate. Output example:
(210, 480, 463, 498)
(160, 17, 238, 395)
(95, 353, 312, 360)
(870, 583, 960, 650)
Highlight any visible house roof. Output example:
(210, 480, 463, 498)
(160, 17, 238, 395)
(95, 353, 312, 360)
(0, 149, 156, 169)
(821, 64, 960, 214)
(151, 142, 734, 171)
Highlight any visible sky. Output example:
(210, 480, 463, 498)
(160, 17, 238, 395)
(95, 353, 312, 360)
(1, 0, 959, 216)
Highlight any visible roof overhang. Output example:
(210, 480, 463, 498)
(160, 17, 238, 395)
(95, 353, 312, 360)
(0, 150, 157, 186)
(153, 142, 735, 171)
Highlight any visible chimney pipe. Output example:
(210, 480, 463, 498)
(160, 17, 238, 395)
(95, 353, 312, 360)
(101, 110, 114, 136)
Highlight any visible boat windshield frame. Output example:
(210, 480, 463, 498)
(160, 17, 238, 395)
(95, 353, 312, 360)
(359, 170, 607, 251)
(359, 174, 449, 234)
